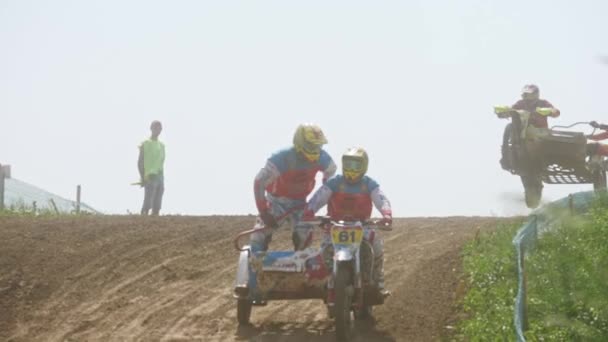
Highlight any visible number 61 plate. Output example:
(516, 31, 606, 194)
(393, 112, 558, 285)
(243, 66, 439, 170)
(331, 227, 364, 244)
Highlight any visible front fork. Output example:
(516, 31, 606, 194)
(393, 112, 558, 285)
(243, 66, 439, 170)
(327, 248, 363, 310)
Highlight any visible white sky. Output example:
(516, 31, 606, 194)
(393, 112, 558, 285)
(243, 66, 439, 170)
(2, 0, 607, 216)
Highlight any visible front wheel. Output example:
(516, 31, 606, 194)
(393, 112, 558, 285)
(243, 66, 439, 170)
(334, 265, 354, 341)
(237, 299, 252, 325)
(500, 123, 515, 171)
(521, 175, 543, 209)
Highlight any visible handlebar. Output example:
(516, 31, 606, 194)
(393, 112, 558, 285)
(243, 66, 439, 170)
(494, 105, 607, 134)
(301, 216, 393, 231)
(233, 216, 393, 251)
(232, 205, 305, 252)
(493, 106, 556, 119)
(550, 121, 608, 136)
(550, 121, 593, 130)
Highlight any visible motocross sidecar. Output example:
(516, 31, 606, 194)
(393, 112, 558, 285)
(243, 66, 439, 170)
(232, 221, 386, 330)
(496, 106, 607, 208)
(233, 244, 330, 324)
(503, 127, 606, 185)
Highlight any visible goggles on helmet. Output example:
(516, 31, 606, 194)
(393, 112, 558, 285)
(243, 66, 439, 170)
(343, 158, 365, 182)
(343, 158, 364, 172)
(298, 141, 321, 162)
(522, 92, 539, 101)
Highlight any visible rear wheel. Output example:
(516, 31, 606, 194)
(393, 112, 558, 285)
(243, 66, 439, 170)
(521, 175, 543, 209)
(237, 299, 252, 325)
(334, 265, 354, 341)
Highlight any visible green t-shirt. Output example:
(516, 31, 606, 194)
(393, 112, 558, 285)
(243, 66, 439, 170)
(140, 139, 165, 177)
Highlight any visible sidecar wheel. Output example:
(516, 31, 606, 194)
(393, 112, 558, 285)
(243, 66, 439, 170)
(237, 299, 252, 325)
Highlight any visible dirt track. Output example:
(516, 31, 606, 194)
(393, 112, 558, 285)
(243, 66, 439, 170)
(0, 215, 510, 341)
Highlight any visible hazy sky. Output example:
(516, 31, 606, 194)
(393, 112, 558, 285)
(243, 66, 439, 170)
(2, 0, 607, 216)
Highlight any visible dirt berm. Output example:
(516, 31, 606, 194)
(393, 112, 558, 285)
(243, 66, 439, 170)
(0, 215, 512, 341)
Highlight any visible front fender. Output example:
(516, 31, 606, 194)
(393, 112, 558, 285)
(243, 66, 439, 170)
(234, 246, 250, 289)
(334, 248, 354, 262)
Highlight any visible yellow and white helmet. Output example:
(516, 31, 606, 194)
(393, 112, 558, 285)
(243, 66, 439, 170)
(342, 147, 368, 183)
(293, 123, 328, 162)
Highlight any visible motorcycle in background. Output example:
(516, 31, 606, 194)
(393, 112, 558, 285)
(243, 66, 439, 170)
(494, 105, 607, 208)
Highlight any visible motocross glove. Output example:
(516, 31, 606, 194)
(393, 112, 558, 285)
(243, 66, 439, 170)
(259, 209, 278, 228)
(379, 215, 393, 226)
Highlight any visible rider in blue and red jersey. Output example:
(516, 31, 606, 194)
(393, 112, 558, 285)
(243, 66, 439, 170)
(302, 147, 392, 295)
(251, 123, 337, 253)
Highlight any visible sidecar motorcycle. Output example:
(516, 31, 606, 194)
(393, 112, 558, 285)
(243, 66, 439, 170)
(494, 105, 607, 208)
(233, 217, 391, 341)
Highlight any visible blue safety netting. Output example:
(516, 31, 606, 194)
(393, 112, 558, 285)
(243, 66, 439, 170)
(512, 191, 596, 341)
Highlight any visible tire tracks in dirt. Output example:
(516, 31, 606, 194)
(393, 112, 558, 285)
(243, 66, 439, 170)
(0, 215, 513, 342)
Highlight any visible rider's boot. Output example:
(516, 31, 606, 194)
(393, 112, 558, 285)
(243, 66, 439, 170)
(374, 254, 391, 298)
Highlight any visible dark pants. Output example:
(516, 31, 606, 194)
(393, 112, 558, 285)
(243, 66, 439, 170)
(141, 174, 164, 216)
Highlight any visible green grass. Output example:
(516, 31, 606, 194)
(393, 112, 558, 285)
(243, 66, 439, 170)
(524, 195, 608, 341)
(455, 221, 521, 341)
(456, 194, 608, 341)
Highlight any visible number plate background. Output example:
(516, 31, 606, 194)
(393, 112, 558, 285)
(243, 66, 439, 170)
(331, 227, 363, 244)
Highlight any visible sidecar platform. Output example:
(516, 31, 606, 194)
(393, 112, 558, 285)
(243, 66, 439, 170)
(539, 130, 594, 184)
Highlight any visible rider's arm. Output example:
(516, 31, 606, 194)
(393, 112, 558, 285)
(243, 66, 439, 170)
(589, 131, 608, 141)
(319, 150, 337, 184)
(371, 187, 392, 219)
(305, 184, 333, 214)
(253, 160, 280, 213)
(538, 100, 560, 117)
(138, 144, 145, 182)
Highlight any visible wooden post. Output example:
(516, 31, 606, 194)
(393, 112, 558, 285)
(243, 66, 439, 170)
(76, 185, 81, 214)
(568, 194, 574, 215)
(49, 199, 59, 214)
(0, 163, 4, 211)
